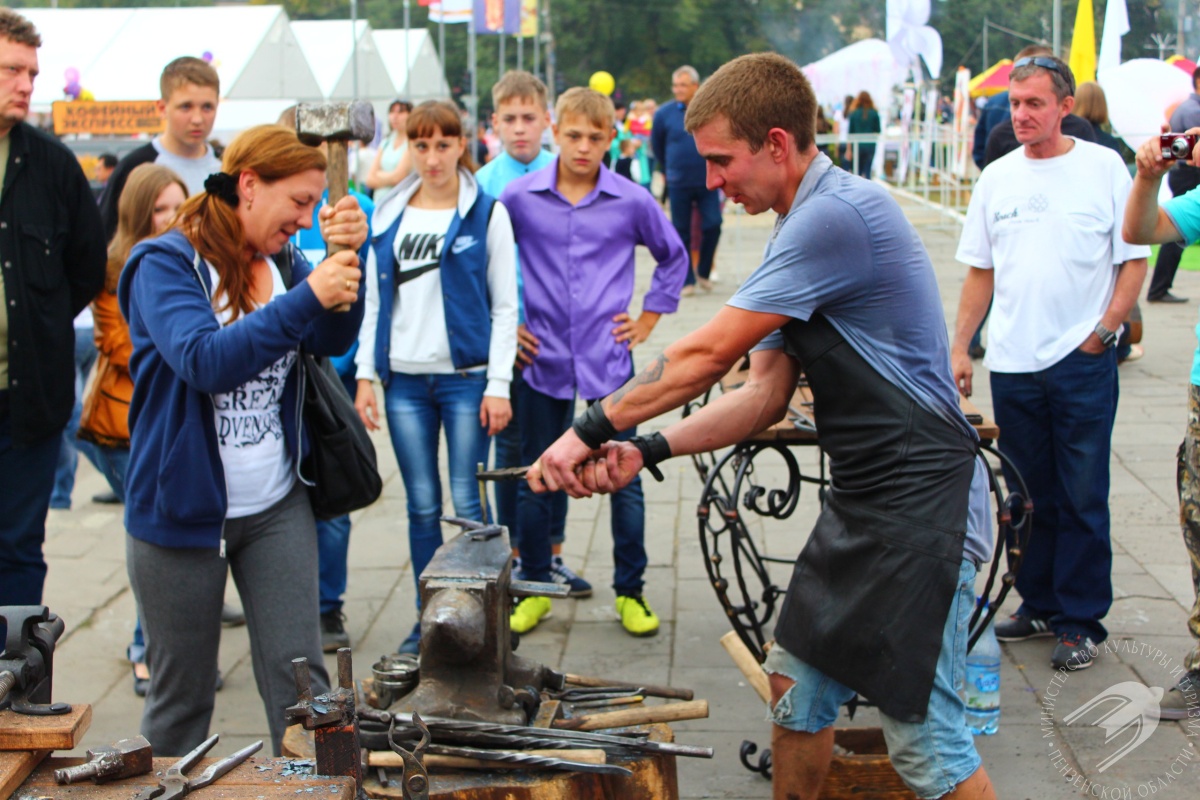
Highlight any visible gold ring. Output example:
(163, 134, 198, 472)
(345, 279, 353, 291)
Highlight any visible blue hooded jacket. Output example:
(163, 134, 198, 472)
(117, 230, 365, 549)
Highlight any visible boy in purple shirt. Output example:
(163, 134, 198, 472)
(500, 87, 688, 637)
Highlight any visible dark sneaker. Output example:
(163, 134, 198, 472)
(1051, 634, 1098, 670)
(994, 614, 1053, 642)
(397, 622, 421, 656)
(92, 491, 122, 504)
(221, 603, 246, 628)
(321, 610, 350, 653)
(1158, 670, 1200, 721)
(1148, 291, 1189, 304)
(551, 556, 593, 598)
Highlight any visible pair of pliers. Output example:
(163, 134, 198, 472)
(133, 734, 263, 800)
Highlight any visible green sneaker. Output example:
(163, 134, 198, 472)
(616, 595, 659, 637)
(510, 596, 552, 634)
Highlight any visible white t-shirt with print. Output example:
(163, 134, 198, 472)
(956, 139, 1150, 374)
(387, 206, 457, 375)
(207, 257, 296, 518)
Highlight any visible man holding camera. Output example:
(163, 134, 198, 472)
(1121, 122, 1200, 722)
(1146, 67, 1200, 303)
(952, 56, 1148, 671)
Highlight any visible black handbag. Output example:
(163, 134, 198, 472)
(298, 351, 382, 520)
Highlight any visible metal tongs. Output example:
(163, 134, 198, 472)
(132, 734, 262, 800)
(387, 712, 430, 800)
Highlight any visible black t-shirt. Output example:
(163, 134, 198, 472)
(983, 113, 1097, 167)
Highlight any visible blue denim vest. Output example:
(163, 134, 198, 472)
(370, 195, 495, 387)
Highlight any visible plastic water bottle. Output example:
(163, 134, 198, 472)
(964, 616, 1001, 735)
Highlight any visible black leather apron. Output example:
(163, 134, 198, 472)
(774, 314, 977, 723)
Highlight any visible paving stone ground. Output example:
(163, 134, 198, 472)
(40, 195, 1200, 799)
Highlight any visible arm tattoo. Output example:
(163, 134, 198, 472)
(605, 354, 669, 410)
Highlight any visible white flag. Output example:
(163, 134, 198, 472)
(429, 0, 472, 24)
(1098, 0, 1130, 76)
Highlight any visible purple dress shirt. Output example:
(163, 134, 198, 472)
(500, 160, 688, 401)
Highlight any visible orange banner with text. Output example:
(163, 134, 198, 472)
(52, 101, 162, 136)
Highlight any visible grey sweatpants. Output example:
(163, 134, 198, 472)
(127, 482, 329, 756)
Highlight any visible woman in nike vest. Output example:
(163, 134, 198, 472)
(354, 100, 518, 655)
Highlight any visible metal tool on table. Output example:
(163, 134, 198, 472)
(284, 649, 365, 795)
(54, 735, 153, 785)
(0, 605, 70, 715)
(379, 712, 714, 760)
(386, 713, 429, 800)
(384, 518, 566, 725)
(132, 734, 262, 800)
(294, 100, 375, 311)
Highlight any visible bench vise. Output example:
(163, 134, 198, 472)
(0, 605, 70, 716)
(386, 519, 566, 725)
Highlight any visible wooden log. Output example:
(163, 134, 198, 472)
(0, 750, 47, 800)
(368, 748, 607, 771)
(554, 700, 708, 732)
(562, 674, 693, 701)
(0, 704, 91, 751)
(720, 631, 771, 704)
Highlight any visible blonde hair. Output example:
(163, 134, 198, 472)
(492, 70, 548, 110)
(107, 165, 188, 292)
(554, 87, 614, 131)
(160, 56, 220, 101)
(174, 124, 325, 322)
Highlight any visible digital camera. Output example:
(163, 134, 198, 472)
(1161, 133, 1198, 161)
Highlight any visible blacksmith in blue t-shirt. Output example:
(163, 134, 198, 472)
(527, 53, 998, 800)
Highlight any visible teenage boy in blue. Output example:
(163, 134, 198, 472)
(500, 87, 688, 637)
(476, 71, 593, 597)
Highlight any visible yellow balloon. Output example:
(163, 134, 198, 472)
(588, 71, 615, 97)
(78, 88, 95, 102)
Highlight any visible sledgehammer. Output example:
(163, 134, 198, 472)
(295, 100, 375, 309)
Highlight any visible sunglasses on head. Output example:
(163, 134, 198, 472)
(1014, 57, 1065, 76)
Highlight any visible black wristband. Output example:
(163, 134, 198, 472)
(572, 402, 619, 450)
(628, 432, 671, 482)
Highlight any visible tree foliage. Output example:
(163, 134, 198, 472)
(8, 0, 1181, 111)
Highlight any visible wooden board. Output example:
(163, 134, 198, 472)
(18, 756, 354, 800)
(0, 704, 91, 751)
(1, 750, 48, 800)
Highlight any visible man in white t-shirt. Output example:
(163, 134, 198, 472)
(952, 56, 1149, 672)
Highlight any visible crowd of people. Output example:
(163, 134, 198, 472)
(3, 5, 1200, 799)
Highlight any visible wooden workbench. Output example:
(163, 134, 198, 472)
(11, 756, 354, 800)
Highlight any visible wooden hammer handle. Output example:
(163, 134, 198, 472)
(324, 141, 351, 311)
(563, 673, 694, 701)
(554, 699, 709, 731)
(720, 630, 771, 704)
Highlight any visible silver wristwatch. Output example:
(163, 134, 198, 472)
(1093, 322, 1119, 348)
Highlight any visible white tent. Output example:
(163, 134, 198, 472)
(290, 20, 396, 101)
(20, 6, 322, 111)
(801, 38, 904, 113)
(372, 29, 450, 103)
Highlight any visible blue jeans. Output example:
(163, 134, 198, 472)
(991, 347, 1118, 642)
(668, 184, 722, 286)
(0, 397, 61, 606)
(51, 330, 100, 507)
(383, 372, 491, 596)
(94, 445, 131, 501)
(316, 514, 351, 614)
(764, 559, 981, 799)
(516, 382, 647, 596)
(492, 370, 527, 548)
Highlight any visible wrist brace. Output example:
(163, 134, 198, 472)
(628, 432, 671, 482)
(572, 402, 619, 450)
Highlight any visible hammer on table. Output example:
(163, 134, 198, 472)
(295, 100, 376, 310)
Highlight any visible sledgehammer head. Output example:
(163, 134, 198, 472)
(295, 100, 375, 146)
